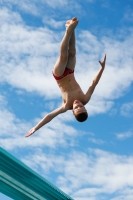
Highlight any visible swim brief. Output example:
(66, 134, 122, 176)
(53, 68, 74, 80)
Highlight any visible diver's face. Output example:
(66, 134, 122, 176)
(73, 100, 87, 115)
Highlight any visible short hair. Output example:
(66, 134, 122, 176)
(75, 112, 88, 122)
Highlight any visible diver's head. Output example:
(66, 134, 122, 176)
(73, 100, 88, 122)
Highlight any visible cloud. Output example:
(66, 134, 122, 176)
(0, 94, 77, 150)
(0, 111, 77, 150)
(0, 8, 61, 98)
(0, 94, 30, 138)
(0, 94, 7, 107)
(0, 0, 82, 16)
(116, 132, 133, 140)
(0, 7, 23, 24)
(1, 3, 133, 200)
(123, 6, 133, 22)
(88, 137, 105, 145)
(76, 29, 133, 101)
(0, 8, 133, 116)
(110, 187, 133, 200)
(87, 97, 114, 115)
(43, 17, 65, 29)
(42, 0, 68, 9)
(0, 0, 39, 16)
(22, 148, 133, 200)
(120, 101, 133, 117)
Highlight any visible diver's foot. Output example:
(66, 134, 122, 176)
(65, 17, 79, 34)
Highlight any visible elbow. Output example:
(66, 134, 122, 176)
(46, 114, 52, 123)
(93, 80, 98, 86)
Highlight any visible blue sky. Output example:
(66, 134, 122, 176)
(0, 0, 133, 200)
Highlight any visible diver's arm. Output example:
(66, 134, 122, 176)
(85, 54, 106, 103)
(25, 106, 66, 137)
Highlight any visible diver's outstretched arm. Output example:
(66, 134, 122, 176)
(25, 106, 66, 137)
(85, 54, 106, 103)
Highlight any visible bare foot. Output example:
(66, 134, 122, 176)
(65, 17, 79, 34)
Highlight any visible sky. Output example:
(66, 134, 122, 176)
(0, 0, 133, 200)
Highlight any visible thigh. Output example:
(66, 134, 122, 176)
(53, 56, 68, 77)
(66, 54, 76, 71)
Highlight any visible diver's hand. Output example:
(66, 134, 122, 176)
(99, 54, 106, 69)
(25, 127, 36, 137)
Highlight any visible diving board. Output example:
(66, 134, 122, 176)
(0, 147, 74, 200)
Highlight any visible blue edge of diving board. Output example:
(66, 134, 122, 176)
(0, 147, 74, 200)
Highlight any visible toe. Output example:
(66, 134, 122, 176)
(72, 17, 77, 21)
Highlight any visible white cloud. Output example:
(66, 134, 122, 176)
(120, 101, 133, 117)
(0, 8, 61, 98)
(110, 187, 133, 200)
(0, 109, 27, 137)
(0, 0, 42, 15)
(76, 30, 133, 98)
(88, 137, 105, 145)
(43, 17, 65, 29)
(0, 3, 133, 200)
(0, 112, 77, 150)
(0, 94, 7, 107)
(0, 94, 29, 137)
(42, 0, 68, 9)
(87, 97, 114, 115)
(0, 0, 81, 15)
(0, 8, 133, 116)
(0, 7, 22, 24)
(123, 6, 133, 22)
(0, 94, 77, 150)
(21, 148, 133, 200)
(116, 131, 133, 140)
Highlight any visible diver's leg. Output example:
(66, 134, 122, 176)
(66, 30, 76, 70)
(53, 17, 78, 76)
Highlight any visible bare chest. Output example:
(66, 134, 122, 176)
(57, 74, 86, 109)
